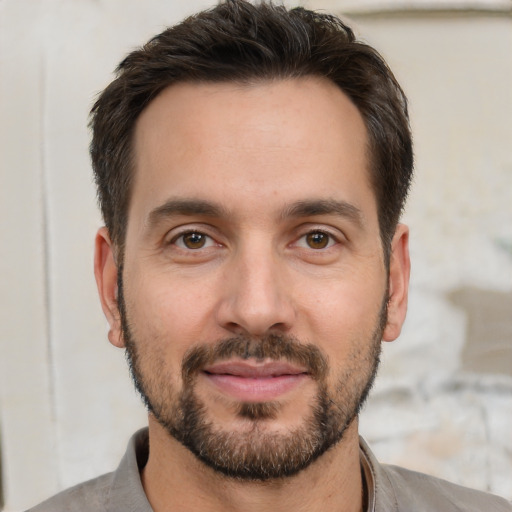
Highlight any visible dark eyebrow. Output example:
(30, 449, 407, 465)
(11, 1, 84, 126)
(147, 198, 228, 227)
(146, 197, 364, 229)
(281, 199, 364, 227)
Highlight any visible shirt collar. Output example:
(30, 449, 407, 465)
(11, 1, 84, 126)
(359, 436, 398, 512)
(107, 428, 153, 512)
(116, 429, 393, 512)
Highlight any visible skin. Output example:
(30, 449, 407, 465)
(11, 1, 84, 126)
(95, 77, 410, 512)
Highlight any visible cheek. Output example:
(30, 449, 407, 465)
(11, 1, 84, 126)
(295, 275, 386, 350)
(124, 271, 217, 368)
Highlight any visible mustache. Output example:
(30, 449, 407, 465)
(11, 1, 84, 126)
(181, 334, 328, 384)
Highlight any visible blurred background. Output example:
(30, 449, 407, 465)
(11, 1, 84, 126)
(0, 0, 511, 510)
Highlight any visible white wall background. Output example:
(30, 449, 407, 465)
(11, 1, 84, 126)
(0, 1, 511, 510)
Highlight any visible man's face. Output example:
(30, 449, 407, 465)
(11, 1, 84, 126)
(96, 77, 409, 479)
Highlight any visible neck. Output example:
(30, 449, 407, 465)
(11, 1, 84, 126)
(142, 416, 365, 512)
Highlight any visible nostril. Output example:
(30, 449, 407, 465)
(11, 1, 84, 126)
(216, 281, 296, 337)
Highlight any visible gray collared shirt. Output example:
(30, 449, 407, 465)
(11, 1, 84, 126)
(28, 428, 512, 512)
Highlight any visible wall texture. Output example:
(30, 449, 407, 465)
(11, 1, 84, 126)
(0, 1, 510, 510)
(350, 11, 512, 499)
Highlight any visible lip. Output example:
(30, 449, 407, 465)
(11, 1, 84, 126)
(201, 360, 309, 402)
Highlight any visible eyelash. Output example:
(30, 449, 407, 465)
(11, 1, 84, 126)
(295, 229, 338, 250)
(167, 228, 341, 252)
(170, 230, 217, 250)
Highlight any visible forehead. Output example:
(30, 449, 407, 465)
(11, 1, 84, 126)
(130, 77, 374, 226)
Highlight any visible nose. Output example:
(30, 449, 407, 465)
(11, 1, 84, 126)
(216, 244, 296, 337)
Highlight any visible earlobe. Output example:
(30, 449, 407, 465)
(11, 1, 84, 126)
(94, 227, 125, 348)
(382, 224, 410, 342)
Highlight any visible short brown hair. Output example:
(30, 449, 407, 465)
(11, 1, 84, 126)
(90, 0, 413, 259)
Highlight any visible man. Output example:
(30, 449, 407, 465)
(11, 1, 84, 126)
(29, 1, 511, 511)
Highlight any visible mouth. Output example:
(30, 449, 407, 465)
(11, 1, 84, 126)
(201, 360, 309, 402)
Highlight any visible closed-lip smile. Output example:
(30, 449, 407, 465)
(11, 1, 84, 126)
(201, 359, 309, 402)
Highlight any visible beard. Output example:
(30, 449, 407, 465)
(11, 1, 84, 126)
(118, 274, 386, 481)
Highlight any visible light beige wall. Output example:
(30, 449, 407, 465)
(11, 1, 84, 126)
(347, 11, 512, 498)
(0, 1, 511, 510)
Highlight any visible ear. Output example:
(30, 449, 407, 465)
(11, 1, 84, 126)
(382, 223, 410, 342)
(94, 227, 125, 348)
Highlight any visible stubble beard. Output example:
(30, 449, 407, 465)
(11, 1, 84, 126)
(118, 274, 386, 481)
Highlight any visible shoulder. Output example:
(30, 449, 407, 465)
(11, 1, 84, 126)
(26, 472, 115, 512)
(26, 429, 151, 512)
(381, 463, 512, 512)
(360, 437, 512, 512)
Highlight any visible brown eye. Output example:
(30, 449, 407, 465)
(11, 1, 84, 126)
(180, 232, 208, 249)
(305, 231, 330, 249)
